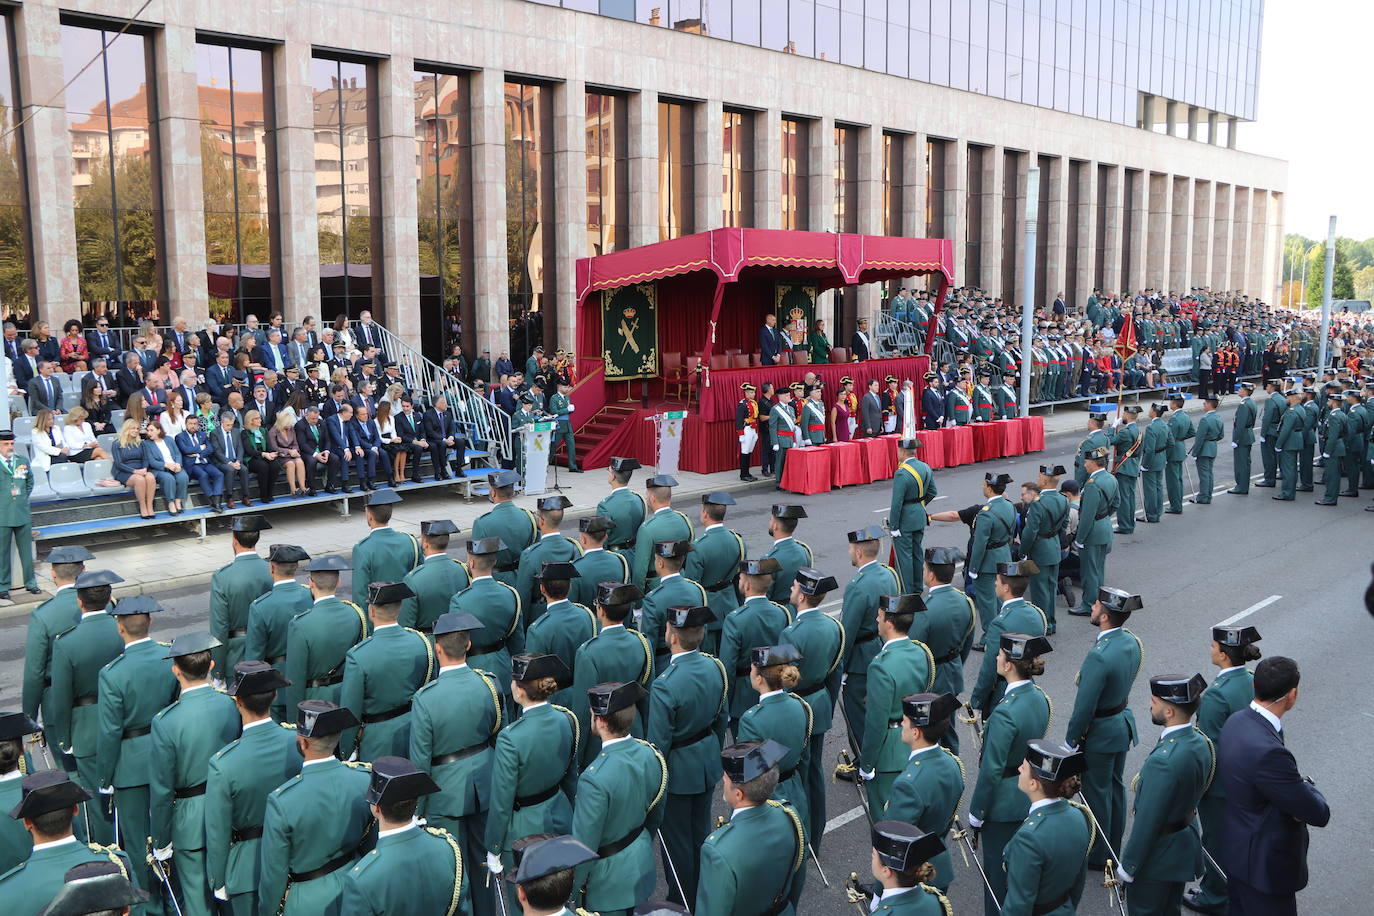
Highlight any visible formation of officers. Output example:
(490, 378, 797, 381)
(1, 428, 1331, 916)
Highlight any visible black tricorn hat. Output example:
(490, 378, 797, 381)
(420, 520, 460, 537)
(1097, 587, 1143, 614)
(364, 756, 440, 807)
(653, 540, 692, 559)
(228, 660, 291, 696)
(367, 581, 415, 606)
(1023, 739, 1087, 782)
(924, 546, 965, 567)
(296, 700, 359, 737)
(609, 457, 641, 473)
(741, 557, 782, 576)
(794, 567, 838, 596)
(511, 653, 572, 688)
(579, 515, 614, 534)
(537, 495, 573, 511)
(465, 537, 506, 556)
(1212, 624, 1261, 648)
(999, 632, 1053, 660)
(231, 515, 273, 532)
(984, 472, 1014, 487)
(900, 692, 959, 728)
(163, 631, 222, 659)
(432, 612, 483, 636)
(587, 681, 647, 717)
(596, 582, 642, 606)
(8, 770, 91, 820)
(36, 860, 149, 916)
(666, 605, 714, 629)
(536, 562, 580, 582)
(1039, 464, 1067, 477)
(1149, 673, 1207, 705)
(996, 560, 1039, 579)
(268, 544, 310, 564)
(0, 712, 40, 742)
(770, 505, 807, 519)
(878, 594, 925, 615)
(871, 820, 944, 872)
(510, 835, 598, 885)
(846, 525, 887, 543)
(749, 644, 803, 668)
(720, 739, 788, 783)
(75, 569, 121, 589)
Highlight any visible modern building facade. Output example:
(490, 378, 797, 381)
(0, 0, 1284, 362)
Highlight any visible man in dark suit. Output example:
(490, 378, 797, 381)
(261, 328, 291, 376)
(921, 372, 945, 429)
(325, 401, 359, 493)
(421, 394, 464, 480)
(494, 377, 518, 415)
(3, 322, 19, 365)
(13, 339, 39, 392)
(26, 360, 62, 413)
(1052, 291, 1067, 316)
(114, 351, 144, 408)
(350, 379, 379, 420)
(1217, 656, 1330, 916)
(85, 318, 118, 362)
(205, 351, 234, 404)
(859, 378, 883, 437)
(393, 397, 427, 483)
(851, 317, 873, 361)
(294, 404, 328, 495)
(210, 410, 252, 507)
(321, 383, 350, 419)
(355, 310, 386, 356)
(249, 382, 276, 427)
(759, 313, 784, 366)
(139, 376, 166, 411)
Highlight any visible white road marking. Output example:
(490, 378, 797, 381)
(1218, 595, 1281, 626)
(824, 805, 866, 834)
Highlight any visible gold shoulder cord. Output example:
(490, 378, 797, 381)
(765, 799, 806, 875)
(1027, 602, 1049, 632)
(1196, 726, 1217, 793)
(706, 654, 729, 715)
(554, 704, 581, 764)
(1067, 799, 1099, 858)
(91, 844, 129, 880)
(798, 540, 813, 565)
(578, 603, 598, 636)
(498, 582, 524, 641)
(409, 533, 422, 569)
(633, 631, 654, 688)
(1036, 684, 1055, 734)
(919, 883, 953, 916)
(476, 669, 503, 735)
(639, 739, 669, 812)
(943, 748, 968, 816)
(424, 826, 464, 916)
(825, 615, 847, 678)
(407, 628, 436, 686)
(343, 601, 368, 645)
(1124, 628, 1145, 682)
(911, 639, 937, 691)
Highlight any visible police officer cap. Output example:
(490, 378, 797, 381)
(653, 540, 692, 559)
(1097, 587, 1143, 614)
(536, 562, 580, 582)
(489, 469, 522, 489)
(871, 820, 945, 872)
(368, 581, 414, 606)
(750, 644, 803, 669)
(511, 653, 572, 687)
(984, 472, 1014, 486)
(883, 375, 898, 384)
(465, 537, 505, 556)
(897, 438, 922, 450)
(901, 692, 960, 727)
(364, 756, 440, 807)
(510, 834, 598, 885)
(788, 382, 804, 392)
(537, 495, 572, 511)
(666, 605, 715, 629)
(8, 770, 91, 819)
(1168, 391, 1187, 402)
(579, 515, 614, 534)
(109, 595, 162, 616)
(720, 739, 789, 783)
(162, 631, 222, 659)
(739, 382, 756, 392)
(878, 594, 925, 615)
(922, 372, 937, 381)
(296, 699, 359, 737)
(771, 505, 807, 519)
(1149, 673, 1208, 705)
(35, 860, 149, 916)
(1212, 624, 1261, 647)
(75, 569, 123, 589)
(1122, 405, 1141, 415)
(609, 457, 641, 473)
(1150, 402, 1169, 414)
(596, 582, 642, 606)
(0, 712, 40, 741)
(1039, 464, 1068, 477)
(306, 362, 323, 372)
(421, 520, 460, 536)
(701, 490, 737, 506)
(306, 554, 352, 572)
(996, 559, 1039, 579)
(1088, 412, 1108, 422)
(741, 557, 782, 576)
(231, 515, 272, 533)
(366, 488, 403, 507)
(999, 632, 1053, 659)
(228, 660, 291, 696)
(1084, 446, 1110, 462)
(268, 544, 310, 564)
(645, 475, 679, 489)
(794, 567, 838, 596)
(1239, 381, 1255, 391)
(519, 393, 534, 405)
(924, 546, 965, 567)
(432, 611, 483, 636)
(587, 681, 647, 717)
(846, 525, 887, 543)
(46, 546, 95, 565)
(1023, 739, 1087, 782)
(1289, 388, 1306, 398)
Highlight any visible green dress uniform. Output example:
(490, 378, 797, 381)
(258, 757, 375, 915)
(1190, 410, 1225, 502)
(149, 683, 242, 916)
(684, 524, 746, 656)
(968, 496, 1015, 634)
(646, 647, 728, 909)
(596, 487, 646, 562)
(338, 625, 436, 761)
(483, 702, 580, 867)
(967, 599, 1048, 716)
(21, 585, 80, 765)
(571, 625, 654, 765)
(861, 638, 935, 814)
(718, 595, 793, 725)
(967, 680, 1051, 916)
(471, 502, 537, 587)
(349, 527, 421, 610)
(0, 770, 30, 872)
(1001, 798, 1093, 916)
(571, 736, 667, 915)
(0, 451, 36, 592)
(210, 553, 274, 676)
(1191, 665, 1254, 912)
(867, 885, 951, 915)
(400, 555, 470, 631)
(883, 745, 965, 891)
(1259, 392, 1284, 485)
(570, 548, 630, 609)
(1231, 395, 1257, 493)
(1020, 492, 1069, 631)
(548, 390, 579, 470)
(245, 580, 313, 720)
(341, 823, 466, 916)
(1063, 627, 1142, 866)
(779, 606, 845, 848)
(526, 599, 599, 707)
(695, 799, 805, 916)
(1110, 420, 1143, 533)
(205, 719, 303, 916)
(768, 400, 801, 490)
(516, 534, 583, 626)
(839, 560, 901, 753)
(1120, 726, 1214, 915)
(1319, 407, 1348, 504)
(1300, 397, 1318, 490)
(971, 384, 995, 422)
(761, 535, 813, 614)
(0, 835, 133, 916)
(449, 576, 524, 711)
(509, 405, 538, 476)
(96, 637, 179, 905)
(1073, 469, 1118, 615)
(910, 584, 976, 752)
(889, 456, 936, 592)
(1274, 404, 1304, 500)
(630, 508, 693, 593)
(736, 689, 814, 862)
(1139, 416, 1172, 522)
(281, 597, 369, 712)
(1073, 429, 1110, 487)
(1165, 409, 1195, 513)
(1344, 400, 1368, 493)
(635, 572, 708, 676)
(801, 397, 827, 445)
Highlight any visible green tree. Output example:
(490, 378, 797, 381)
(1334, 254, 1355, 300)
(1354, 266, 1374, 302)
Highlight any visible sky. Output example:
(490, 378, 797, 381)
(1246, 1, 1374, 240)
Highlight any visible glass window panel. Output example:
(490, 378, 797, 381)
(910, 30, 931, 83)
(816, 4, 840, 61)
(887, 28, 910, 80)
(788, 0, 816, 57)
(890, 0, 909, 28)
(865, 14, 886, 74)
(761, 0, 789, 51)
(721, 109, 754, 228)
(932, 0, 951, 37)
(929, 37, 950, 87)
(507, 81, 554, 356)
(0, 12, 33, 323)
(840, 11, 863, 66)
(1054, 67, 1070, 110)
(969, 45, 989, 94)
(780, 117, 810, 230)
(912, 0, 931, 30)
(952, 0, 970, 42)
(416, 69, 471, 347)
(989, 0, 1007, 52)
(950, 41, 970, 90)
(585, 91, 627, 255)
(658, 99, 694, 240)
(733, 1, 761, 46)
(988, 50, 1006, 97)
(1039, 63, 1055, 107)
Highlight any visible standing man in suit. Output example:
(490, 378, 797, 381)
(851, 317, 873, 362)
(759, 313, 784, 366)
(355, 310, 385, 357)
(1218, 656, 1330, 915)
(860, 378, 883, 438)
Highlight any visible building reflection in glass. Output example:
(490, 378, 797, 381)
(505, 81, 552, 364)
(658, 99, 693, 241)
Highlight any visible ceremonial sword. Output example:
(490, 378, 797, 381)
(835, 750, 873, 829)
(949, 816, 1001, 911)
(656, 829, 689, 904)
(1074, 792, 1129, 916)
(148, 839, 186, 916)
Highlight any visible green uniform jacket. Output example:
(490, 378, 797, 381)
(571, 625, 654, 764)
(801, 398, 827, 445)
(411, 665, 503, 820)
(281, 597, 370, 712)
(635, 573, 708, 672)
(1233, 397, 1257, 445)
(868, 885, 950, 915)
(647, 650, 728, 795)
(570, 737, 667, 910)
(339, 625, 437, 760)
(883, 745, 965, 889)
(780, 609, 845, 734)
(21, 585, 80, 722)
(449, 577, 524, 693)
(862, 639, 935, 776)
(205, 718, 303, 896)
(350, 527, 421, 609)
(210, 552, 274, 674)
(1064, 628, 1142, 752)
(968, 681, 1051, 823)
(0, 838, 133, 916)
(762, 537, 814, 609)
(1074, 429, 1111, 484)
(1325, 409, 1349, 458)
(889, 458, 936, 532)
(719, 595, 793, 718)
(0, 452, 32, 525)
(516, 533, 583, 626)
(258, 757, 375, 915)
(95, 640, 179, 789)
(1110, 421, 1143, 477)
(1020, 492, 1069, 568)
(685, 525, 747, 631)
(696, 799, 805, 916)
(1121, 726, 1213, 881)
(631, 508, 694, 592)
(570, 548, 630, 608)
(149, 685, 241, 850)
(340, 824, 467, 916)
(1274, 409, 1303, 451)
(484, 703, 580, 861)
(968, 599, 1048, 715)
(1191, 412, 1225, 458)
(1075, 470, 1119, 547)
(471, 501, 538, 586)
(768, 402, 801, 457)
(549, 392, 574, 431)
(47, 613, 123, 755)
(526, 599, 599, 707)
(911, 585, 976, 699)
(595, 487, 646, 554)
(1195, 666, 1252, 807)
(1140, 417, 1173, 473)
(968, 496, 1015, 573)
(1166, 411, 1195, 462)
(1001, 798, 1092, 916)
(400, 555, 470, 631)
(840, 561, 902, 675)
(0, 774, 30, 873)
(736, 691, 813, 825)
(246, 580, 312, 670)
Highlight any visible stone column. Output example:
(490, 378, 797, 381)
(375, 53, 420, 348)
(1187, 107, 1200, 141)
(902, 132, 927, 290)
(1248, 191, 1268, 295)
(1146, 172, 1171, 292)
(694, 98, 723, 233)
(856, 125, 883, 324)
(756, 109, 782, 230)
(1165, 101, 1179, 137)
(626, 88, 659, 248)
(1125, 169, 1149, 294)
(810, 116, 835, 327)
(944, 138, 968, 286)
(551, 79, 587, 353)
(469, 69, 509, 360)
(1227, 118, 1238, 150)
(152, 24, 209, 326)
(1168, 176, 1193, 294)
(980, 146, 1005, 294)
(1074, 159, 1098, 305)
(1211, 183, 1234, 291)
(1190, 179, 1213, 291)
(1100, 164, 1124, 295)
(1207, 112, 1220, 145)
(273, 39, 322, 326)
(1042, 154, 1069, 306)
(1231, 188, 1252, 296)
(1264, 192, 1285, 301)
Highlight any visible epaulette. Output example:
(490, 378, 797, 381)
(343, 760, 372, 770)
(157, 640, 172, 648)
(796, 539, 813, 562)
(280, 722, 296, 729)
(919, 883, 953, 916)
(211, 738, 241, 761)
(272, 774, 304, 794)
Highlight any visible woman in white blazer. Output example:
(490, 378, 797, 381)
(29, 408, 69, 470)
(60, 406, 109, 462)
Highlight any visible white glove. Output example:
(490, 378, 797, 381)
(1323, 453, 1330, 459)
(968, 572, 977, 580)
(967, 813, 983, 829)
(569, 404, 576, 413)
(486, 852, 504, 875)
(1116, 865, 1134, 884)
(154, 843, 173, 862)
(1073, 542, 1085, 550)
(1112, 417, 1122, 427)
(1231, 442, 1237, 448)
(773, 445, 779, 451)
(214, 888, 228, 902)
(98, 785, 114, 796)
(1260, 437, 1266, 443)
(859, 768, 875, 782)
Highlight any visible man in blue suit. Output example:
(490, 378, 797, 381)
(760, 313, 785, 366)
(1216, 656, 1330, 916)
(921, 372, 945, 429)
(326, 402, 360, 493)
(175, 414, 225, 512)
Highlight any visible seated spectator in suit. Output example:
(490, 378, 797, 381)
(205, 350, 235, 404)
(248, 381, 277, 428)
(26, 360, 63, 414)
(759, 312, 785, 366)
(30, 321, 59, 364)
(171, 369, 200, 417)
(13, 338, 40, 392)
(175, 413, 225, 511)
(392, 396, 426, 484)
(130, 335, 158, 373)
(210, 409, 252, 508)
(287, 327, 312, 371)
(260, 328, 290, 376)
(112, 418, 158, 519)
(422, 394, 465, 480)
(350, 379, 379, 421)
(325, 401, 359, 493)
(142, 421, 189, 515)
(322, 382, 350, 419)
(350, 403, 384, 491)
(138, 374, 168, 411)
(294, 404, 329, 494)
(84, 317, 118, 363)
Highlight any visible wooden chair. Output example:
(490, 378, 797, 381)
(830, 347, 849, 363)
(663, 351, 686, 399)
(729, 353, 750, 369)
(685, 356, 702, 404)
(710, 354, 729, 371)
(792, 352, 811, 365)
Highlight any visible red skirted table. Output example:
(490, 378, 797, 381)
(944, 426, 975, 465)
(880, 434, 903, 471)
(996, 419, 1026, 456)
(972, 422, 1002, 462)
(1022, 415, 1046, 452)
(823, 441, 868, 487)
(779, 446, 833, 495)
(917, 428, 947, 469)
(859, 437, 894, 480)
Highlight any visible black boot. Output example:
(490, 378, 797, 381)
(740, 453, 757, 482)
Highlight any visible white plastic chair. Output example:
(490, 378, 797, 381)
(46, 462, 92, 499)
(83, 459, 124, 495)
(29, 467, 56, 502)
(12, 415, 34, 444)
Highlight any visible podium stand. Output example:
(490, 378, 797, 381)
(651, 410, 687, 476)
(521, 421, 554, 496)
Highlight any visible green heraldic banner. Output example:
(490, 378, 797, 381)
(602, 283, 659, 381)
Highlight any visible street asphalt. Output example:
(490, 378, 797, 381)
(0, 401, 1368, 914)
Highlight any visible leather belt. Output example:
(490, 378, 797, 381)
(228, 628, 247, 639)
(778, 766, 798, 784)
(513, 783, 561, 811)
(1093, 700, 1128, 719)
(933, 649, 961, 665)
(174, 782, 207, 799)
(231, 825, 263, 844)
(289, 849, 355, 883)
(495, 562, 519, 573)
(361, 702, 411, 725)
(73, 695, 98, 707)
(431, 738, 494, 767)
(307, 673, 344, 689)
(597, 824, 645, 858)
(267, 655, 286, 666)
(987, 539, 1009, 549)
(705, 579, 736, 593)
(122, 725, 151, 740)
(1162, 813, 1196, 834)
(671, 724, 715, 751)
(469, 641, 504, 657)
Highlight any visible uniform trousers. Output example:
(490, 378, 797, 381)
(1165, 461, 1186, 512)
(1140, 469, 1164, 522)
(802, 731, 828, 852)
(0, 521, 36, 591)
(1127, 878, 1184, 916)
(1322, 456, 1343, 502)
(1114, 473, 1138, 532)
(774, 445, 791, 490)
(1344, 449, 1362, 493)
(1298, 442, 1315, 489)
(891, 531, 922, 595)
(980, 819, 1019, 916)
(114, 784, 160, 911)
(971, 574, 998, 637)
(1259, 437, 1278, 484)
(1077, 544, 1109, 615)
(841, 673, 868, 754)
(553, 424, 578, 470)
(1194, 791, 1230, 911)
(1233, 443, 1253, 492)
(1028, 562, 1060, 633)
(170, 846, 212, 916)
(1194, 457, 1215, 502)
(1082, 749, 1128, 867)
(662, 791, 712, 909)
(72, 753, 114, 845)
(1278, 450, 1299, 500)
